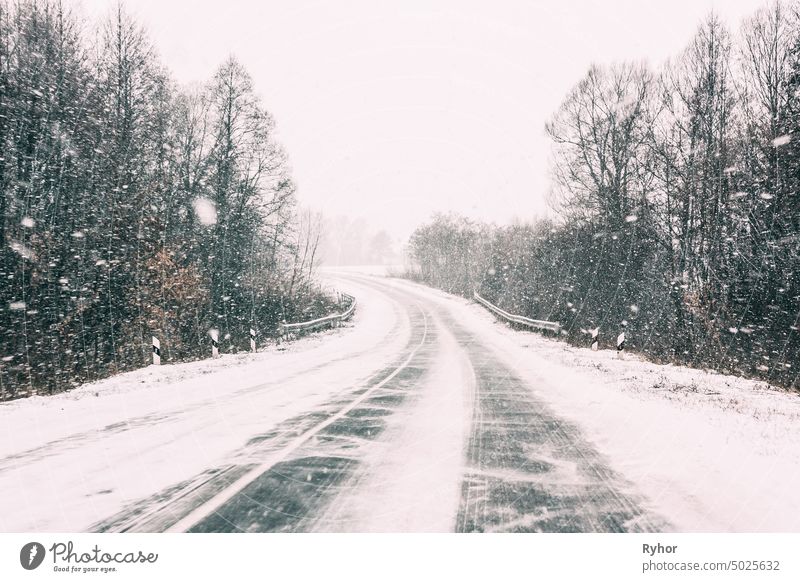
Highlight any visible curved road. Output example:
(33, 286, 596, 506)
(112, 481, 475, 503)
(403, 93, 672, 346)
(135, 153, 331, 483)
(87, 273, 666, 533)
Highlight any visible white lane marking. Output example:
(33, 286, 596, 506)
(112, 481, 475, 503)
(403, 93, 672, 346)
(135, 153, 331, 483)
(165, 303, 429, 533)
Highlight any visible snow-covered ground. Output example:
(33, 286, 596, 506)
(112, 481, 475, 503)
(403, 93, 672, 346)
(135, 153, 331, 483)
(1, 268, 798, 532)
(0, 277, 408, 532)
(375, 275, 800, 532)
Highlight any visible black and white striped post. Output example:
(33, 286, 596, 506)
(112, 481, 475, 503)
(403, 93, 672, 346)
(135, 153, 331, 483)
(250, 328, 257, 353)
(617, 321, 627, 358)
(591, 327, 599, 351)
(210, 329, 220, 359)
(152, 336, 161, 365)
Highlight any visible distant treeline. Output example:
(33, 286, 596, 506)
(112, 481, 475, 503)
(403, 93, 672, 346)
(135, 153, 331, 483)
(0, 1, 331, 398)
(407, 3, 800, 389)
(320, 215, 398, 266)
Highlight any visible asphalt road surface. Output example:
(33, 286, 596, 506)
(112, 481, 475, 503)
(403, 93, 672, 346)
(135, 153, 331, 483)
(93, 274, 666, 533)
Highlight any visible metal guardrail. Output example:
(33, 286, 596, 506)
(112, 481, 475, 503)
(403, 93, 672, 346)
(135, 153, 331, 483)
(278, 292, 356, 338)
(473, 291, 561, 333)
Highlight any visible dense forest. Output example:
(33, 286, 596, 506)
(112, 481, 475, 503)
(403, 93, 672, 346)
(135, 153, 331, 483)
(0, 1, 332, 399)
(407, 2, 800, 390)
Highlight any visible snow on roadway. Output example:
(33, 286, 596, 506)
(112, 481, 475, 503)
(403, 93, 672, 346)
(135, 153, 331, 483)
(309, 310, 473, 532)
(369, 274, 800, 532)
(0, 277, 407, 532)
(2, 265, 799, 533)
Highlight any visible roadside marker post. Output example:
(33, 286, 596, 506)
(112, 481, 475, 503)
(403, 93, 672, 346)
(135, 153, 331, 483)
(210, 329, 220, 359)
(591, 327, 599, 351)
(152, 336, 161, 365)
(617, 321, 626, 358)
(250, 328, 257, 353)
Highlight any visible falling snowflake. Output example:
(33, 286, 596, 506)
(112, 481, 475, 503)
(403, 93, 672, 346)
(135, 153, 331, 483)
(771, 134, 791, 147)
(9, 241, 34, 260)
(193, 197, 217, 225)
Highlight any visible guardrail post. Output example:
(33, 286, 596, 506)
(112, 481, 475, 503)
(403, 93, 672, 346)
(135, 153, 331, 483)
(277, 320, 285, 345)
(250, 328, 257, 353)
(152, 336, 161, 365)
(210, 329, 220, 358)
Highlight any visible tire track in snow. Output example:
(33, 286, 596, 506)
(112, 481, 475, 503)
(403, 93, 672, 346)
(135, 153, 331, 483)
(348, 276, 668, 532)
(306, 310, 472, 532)
(170, 302, 432, 532)
(443, 309, 667, 533)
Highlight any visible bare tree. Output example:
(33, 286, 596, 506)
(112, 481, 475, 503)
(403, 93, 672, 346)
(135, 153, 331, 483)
(546, 62, 653, 230)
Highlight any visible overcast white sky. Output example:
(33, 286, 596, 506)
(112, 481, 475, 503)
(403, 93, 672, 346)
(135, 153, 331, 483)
(81, 0, 767, 240)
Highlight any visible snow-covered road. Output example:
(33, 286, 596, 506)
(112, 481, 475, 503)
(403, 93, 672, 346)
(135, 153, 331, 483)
(1, 272, 799, 532)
